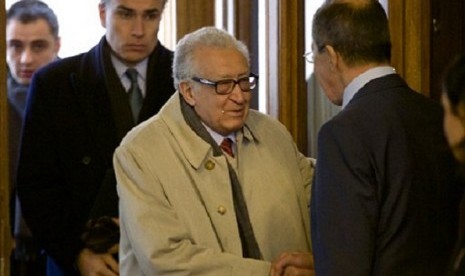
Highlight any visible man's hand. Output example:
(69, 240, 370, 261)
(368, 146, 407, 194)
(76, 247, 119, 276)
(270, 251, 315, 276)
(81, 216, 120, 253)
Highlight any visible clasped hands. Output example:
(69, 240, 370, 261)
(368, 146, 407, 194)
(77, 217, 120, 276)
(270, 251, 315, 276)
(77, 217, 313, 276)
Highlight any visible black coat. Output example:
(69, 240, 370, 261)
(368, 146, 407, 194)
(16, 36, 175, 272)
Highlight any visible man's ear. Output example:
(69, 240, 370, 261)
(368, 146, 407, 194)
(98, 3, 107, 28)
(54, 37, 62, 55)
(458, 102, 465, 125)
(325, 45, 339, 71)
(179, 81, 196, 106)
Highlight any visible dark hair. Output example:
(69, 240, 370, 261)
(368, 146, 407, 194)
(443, 54, 465, 114)
(7, 0, 59, 38)
(312, 1, 391, 66)
(100, 0, 169, 9)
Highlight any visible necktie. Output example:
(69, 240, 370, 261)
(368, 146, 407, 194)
(220, 138, 235, 158)
(180, 99, 262, 259)
(125, 68, 143, 122)
(220, 137, 262, 258)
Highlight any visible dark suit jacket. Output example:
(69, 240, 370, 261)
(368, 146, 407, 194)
(311, 74, 463, 276)
(16, 37, 175, 273)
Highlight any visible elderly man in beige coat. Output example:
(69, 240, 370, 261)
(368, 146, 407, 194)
(114, 26, 315, 276)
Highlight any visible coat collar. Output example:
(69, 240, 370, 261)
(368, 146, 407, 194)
(348, 73, 408, 106)
(159, 92, 258, 169)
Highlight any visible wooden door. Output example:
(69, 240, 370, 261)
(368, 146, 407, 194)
(1, 0, 10, 274)
(430, 0, 465, 100)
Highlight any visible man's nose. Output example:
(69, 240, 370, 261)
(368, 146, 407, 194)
(20, 47, 33, 64)
(229, 83, 246, 103)
(132, 17, 145, 37)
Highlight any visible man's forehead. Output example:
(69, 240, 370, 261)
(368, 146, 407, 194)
(7, 19, 55, 41)
(109, 0, 164, 10)
(7, 18, 52, 31)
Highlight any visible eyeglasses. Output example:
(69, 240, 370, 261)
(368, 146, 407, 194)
(303, 51, 315, 63)
(191, 73, 258, 95)
(303, 44, 326, 63)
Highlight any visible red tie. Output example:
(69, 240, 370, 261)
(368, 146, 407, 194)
(220, 138, 235, 158)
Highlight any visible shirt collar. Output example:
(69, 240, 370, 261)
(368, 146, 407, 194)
(111, 54, 148, 95)
(203, 123, 237, 145)
(342, 66, 396, 108)
(111, 54, 148, 80)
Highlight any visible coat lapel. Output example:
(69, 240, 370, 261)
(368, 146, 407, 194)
(141, 43, 175, 123)
(69, 38, 122, 163)
(160, 94, 243, 255)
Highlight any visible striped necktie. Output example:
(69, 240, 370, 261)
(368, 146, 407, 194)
(125, 68, 143, 122)
(220, 138, 235, 158)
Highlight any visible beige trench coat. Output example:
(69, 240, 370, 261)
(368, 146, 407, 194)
(114, 93, 314, 275)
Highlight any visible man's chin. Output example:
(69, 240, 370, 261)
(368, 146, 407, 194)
(224, 122, 246, 134)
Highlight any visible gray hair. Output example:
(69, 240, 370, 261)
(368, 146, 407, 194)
(172, 26, 250, 89)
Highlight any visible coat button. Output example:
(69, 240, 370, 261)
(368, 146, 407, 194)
(81, 156, 92, 165)
(217, 205, 227, 215)
(205, 160, 215, 170)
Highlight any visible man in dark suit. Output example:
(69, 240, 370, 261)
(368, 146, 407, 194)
(16, 0, 174, 275)
(309, 1, 463, 276)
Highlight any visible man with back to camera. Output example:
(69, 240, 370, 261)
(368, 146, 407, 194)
(268, 1, 463, 275)
(309, 1, 462, 275)
(7, 1, 60, 275)
(16, 0, 175, 275)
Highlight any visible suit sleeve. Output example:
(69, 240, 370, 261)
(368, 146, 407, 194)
(311, 120, 378, 276)
(88, 168, 118, 219)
